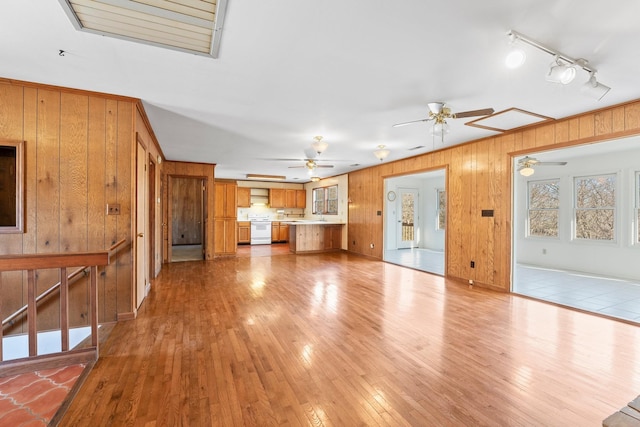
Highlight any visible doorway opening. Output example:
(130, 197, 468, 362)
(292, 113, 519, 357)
(511, 136, 640, 324)
(170, 176, 205, 262)
(383, 169, 446, 276)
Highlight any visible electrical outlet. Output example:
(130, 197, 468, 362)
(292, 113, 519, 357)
(542, 248, 547, 254)
(470, 260, 475, 268)
(370, 243, 374, 249)
(107, 203, 121, 215)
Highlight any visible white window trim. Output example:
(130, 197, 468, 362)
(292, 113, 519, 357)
(573, 173, 617, 243)
(526, 179, 560, 239)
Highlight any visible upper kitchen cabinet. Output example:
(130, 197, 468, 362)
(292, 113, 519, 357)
(237, 187, 251, 207)
(214, 181, 237, 218)
(296, 189, 306, 209)
(270, 188, 285, 208)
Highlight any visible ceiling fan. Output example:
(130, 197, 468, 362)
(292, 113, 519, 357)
(393, 102, 494, 139)
(517, 156, 567, 176)
(270, 136, 336, 174)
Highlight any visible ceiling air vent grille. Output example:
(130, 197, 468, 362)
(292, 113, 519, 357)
(58, 0, 228, 57)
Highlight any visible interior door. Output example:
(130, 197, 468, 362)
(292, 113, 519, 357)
(136, 140, 147, 309)
(397, 188, 418, 249)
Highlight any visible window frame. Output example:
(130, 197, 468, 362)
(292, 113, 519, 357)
(436, 188, 446, 230)
(312, 184, 338, 215)
(0, 140, 25, 234)
(573, 173, 617, 242)
(526, 179, 560, 239)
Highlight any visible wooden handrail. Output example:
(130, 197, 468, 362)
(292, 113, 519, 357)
(1, 239, 126, 327)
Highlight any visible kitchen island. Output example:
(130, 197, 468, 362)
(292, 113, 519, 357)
(285, 221, 345, 254)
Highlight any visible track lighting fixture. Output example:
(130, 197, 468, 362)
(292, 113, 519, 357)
(506, 30, 610, 100)
(581, 72, 611, 100)
(546, 56, 576, 84)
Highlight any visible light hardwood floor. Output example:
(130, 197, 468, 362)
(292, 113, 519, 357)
(60, 252, 640, 426)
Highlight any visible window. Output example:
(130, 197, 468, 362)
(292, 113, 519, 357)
(527, 180, 560, 237)
(0, 140, 24, 233)
(636, 172, 640, 243)
(312, 185, 338, 215)
(574, 174, 616, 241)
(436, 189, 446, 230)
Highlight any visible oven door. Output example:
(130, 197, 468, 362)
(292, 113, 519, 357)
(250, 221, 272, 245)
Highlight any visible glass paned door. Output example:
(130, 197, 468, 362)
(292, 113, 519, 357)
(397, 188, 418, 249)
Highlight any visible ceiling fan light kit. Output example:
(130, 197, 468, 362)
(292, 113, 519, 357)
(311, 135, 328, 155)
(506, 30, 610, 99)
(519, 166, 535, 176)
(373, 145, 390, 161)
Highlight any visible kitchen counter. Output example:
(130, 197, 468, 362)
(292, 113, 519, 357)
(288, 222, 344, 254)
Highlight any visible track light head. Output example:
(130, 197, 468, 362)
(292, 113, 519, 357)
(581, 73, 611, 100)
(546, 57, 576, 84)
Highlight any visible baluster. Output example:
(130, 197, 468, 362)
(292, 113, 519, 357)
(60, 267, 69, 352)
(27, 269, 36, 357)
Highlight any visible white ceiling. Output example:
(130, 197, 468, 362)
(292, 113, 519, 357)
(2, 0, 640, 182)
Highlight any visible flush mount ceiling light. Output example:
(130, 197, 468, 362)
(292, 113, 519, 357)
(311, 135, 328, 155)
(310, 176, 321, 182)
(506, 30, 610, 99)
(373, 145, 390, 161)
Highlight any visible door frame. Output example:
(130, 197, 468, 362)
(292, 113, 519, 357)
(135, 135, 148, 310)
(167, 174, 207, 262)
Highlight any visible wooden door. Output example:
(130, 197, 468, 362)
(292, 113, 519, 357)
(171, 178, 202, 245)
(148, 155, 156, 279)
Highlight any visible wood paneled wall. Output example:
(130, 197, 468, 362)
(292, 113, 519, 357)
(0, 80, 137, 329)
(163, 161, 215, 262)
(348, 100, 640, 291)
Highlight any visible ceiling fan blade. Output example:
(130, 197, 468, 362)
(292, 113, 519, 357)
(537, 161, 568, 166)
(288, 165, 306, 169)
(316, 165, 334, 168)
(392, 118, 431, 127)
(454, 108, 495, 118)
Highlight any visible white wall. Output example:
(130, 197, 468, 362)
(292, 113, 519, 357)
(384, 172, 445, 251)
(304, 174, 349, 248)
(515, 145, 640, 281)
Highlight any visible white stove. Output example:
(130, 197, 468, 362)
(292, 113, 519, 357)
(248, 214, 272, 245)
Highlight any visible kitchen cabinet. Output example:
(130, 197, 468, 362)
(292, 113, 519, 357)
(214, 181, 237, 218)
(323, 224, 342, 250)
(269, 188, 285, 208)
(271, 222, 289, 242)
(237, 187, 251, 207)
(285, 189, 296, 208)
(288, 222, 343, 253)
(214, 218, 236, 254)
(296, 189, 306, 209)
(237, 221, 251, 244)
(214, 181, 237, 256)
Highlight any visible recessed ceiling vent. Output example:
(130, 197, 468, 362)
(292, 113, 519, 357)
(58, 0, 228, 57)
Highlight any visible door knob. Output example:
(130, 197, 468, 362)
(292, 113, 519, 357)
(137, 233, 144, 237)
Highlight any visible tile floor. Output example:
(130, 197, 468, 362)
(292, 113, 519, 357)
(384, 248, 640, 324)
(384, 248, 445, 275)
(0, 364, 84, 426)
(515, 264, 640, 323)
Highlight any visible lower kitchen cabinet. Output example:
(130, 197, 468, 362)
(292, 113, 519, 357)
(238, 221, 251, 245)
(271, 222, 289, 243)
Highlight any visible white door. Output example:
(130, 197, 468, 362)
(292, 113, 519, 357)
(397, 188, 419, 249)
(136, 141, 147, 309)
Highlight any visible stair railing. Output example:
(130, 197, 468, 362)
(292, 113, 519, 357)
(0, 239, 126, 376)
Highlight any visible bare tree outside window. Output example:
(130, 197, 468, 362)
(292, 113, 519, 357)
(528, 180, 559, 237)
(575, 174, 616, 241)
(437, 189, 446, 230)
